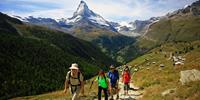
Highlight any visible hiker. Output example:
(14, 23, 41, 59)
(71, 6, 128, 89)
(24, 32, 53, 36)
(64, 63, 84, 100)
(122, 65, 131, 96)
(108, 65, 119, 100)
(95, 69, 110, 100)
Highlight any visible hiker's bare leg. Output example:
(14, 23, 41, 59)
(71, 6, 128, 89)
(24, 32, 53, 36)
(110, 88, 114, 99)
(71, 86, 81, 100)
(72, 92, 79, 100)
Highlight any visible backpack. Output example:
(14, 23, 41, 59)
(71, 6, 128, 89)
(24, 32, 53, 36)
(97, 75, 106, 81)
(97, 75, 108, 88)
(122, 71, 130, 84)
(68, 71, 81, 86)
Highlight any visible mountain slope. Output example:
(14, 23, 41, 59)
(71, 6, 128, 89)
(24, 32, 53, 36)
(71, 26, 136, 63)
(111, 17, 160, 37)
(0, 12, 117, 99)
(137, 0, 200, 49)
(12, 41, 200, 100)
(128, 41, 200, 100)
(112, 0, 200, 67)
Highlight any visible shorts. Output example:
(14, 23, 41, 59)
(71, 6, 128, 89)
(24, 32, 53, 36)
(111, 83, 117, 88)
(70, 85, 81, 100)
(124, 83, 129, 90)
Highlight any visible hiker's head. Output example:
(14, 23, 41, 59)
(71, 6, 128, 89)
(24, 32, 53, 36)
(99, 69, 105, 76)
(124, 68, 129, 71)
(125, 65, 129, 69)
(69, 63, 79, 74)
(110, 65, 115, 71)
(124, 65, 129, 71)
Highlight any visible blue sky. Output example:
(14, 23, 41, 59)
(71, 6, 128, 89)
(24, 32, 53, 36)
(0, 0, 197, 22)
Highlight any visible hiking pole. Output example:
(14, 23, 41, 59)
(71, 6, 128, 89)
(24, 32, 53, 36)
(88, 79, 95, 96)
(90, 79, 95, 89)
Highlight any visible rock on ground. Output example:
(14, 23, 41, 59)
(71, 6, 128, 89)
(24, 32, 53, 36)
(180, 69, 200, 85)
(161, 88, 176, 96)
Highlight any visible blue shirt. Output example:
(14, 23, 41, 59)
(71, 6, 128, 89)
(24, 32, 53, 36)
(108, 70, 119, 85)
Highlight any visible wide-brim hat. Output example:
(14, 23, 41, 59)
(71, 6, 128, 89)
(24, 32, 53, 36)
(110, 65, 115, 69)
(69, 63, 79, 70)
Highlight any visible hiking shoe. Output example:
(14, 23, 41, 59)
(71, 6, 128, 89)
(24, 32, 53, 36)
(109, 96, 114, 100)
(116, 95, 119, 99)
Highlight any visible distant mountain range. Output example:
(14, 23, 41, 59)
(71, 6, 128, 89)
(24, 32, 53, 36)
(12, 0, 200, 63)
(14, 1, 160, 37)
(12, 0, 159, 63)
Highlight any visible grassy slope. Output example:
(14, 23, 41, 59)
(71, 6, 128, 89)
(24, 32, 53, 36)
(11, 77, 99, 100)
(128, 41, 200, 100)
(115, 14, 200, 64)
(138, 15, 200, 49)
(11, 41, 200, 100)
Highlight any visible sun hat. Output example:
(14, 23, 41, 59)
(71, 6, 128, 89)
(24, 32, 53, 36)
(110, 65, 115, 69)
(69, 63, 79, 70)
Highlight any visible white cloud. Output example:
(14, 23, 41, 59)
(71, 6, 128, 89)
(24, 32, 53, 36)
(84, 0, 152, 21)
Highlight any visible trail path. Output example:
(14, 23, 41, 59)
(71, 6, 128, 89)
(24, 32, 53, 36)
(94, 78, 143, 100)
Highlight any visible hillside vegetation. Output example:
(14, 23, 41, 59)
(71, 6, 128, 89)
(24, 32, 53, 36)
(0, 12, 117, 99)
(72, 27, 136, 63)
(128, 41, 200, 100)
(138, 15, 200, 49)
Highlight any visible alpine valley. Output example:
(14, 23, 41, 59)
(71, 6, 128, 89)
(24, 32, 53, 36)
(1, 0, 200, 99)
(13, 1, 158, 63)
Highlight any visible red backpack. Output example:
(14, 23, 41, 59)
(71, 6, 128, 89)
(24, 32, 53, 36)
(123, 71, 130, 84)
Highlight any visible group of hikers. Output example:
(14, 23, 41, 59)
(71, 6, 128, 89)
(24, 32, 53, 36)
(64, 63, 131, 100)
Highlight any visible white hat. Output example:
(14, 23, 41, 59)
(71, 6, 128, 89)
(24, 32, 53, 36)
(69, 63, 79, 70)
(110, 65, 115, 69)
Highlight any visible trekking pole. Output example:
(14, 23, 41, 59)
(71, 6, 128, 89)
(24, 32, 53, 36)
(90, 79, 95, 89)
(88, 79, 95, 96)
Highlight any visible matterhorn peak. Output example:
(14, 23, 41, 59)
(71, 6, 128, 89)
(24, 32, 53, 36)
(73, 0, 95, 18)
(66, 0, 116, 31)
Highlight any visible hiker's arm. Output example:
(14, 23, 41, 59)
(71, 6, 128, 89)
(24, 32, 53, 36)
(117, 71, 119, 87)
(80, 74, 84, 95)
(64, 72, 70, 93)
(107, 79, 112, 93)
(121, 74, 124, 82)
(64, 79, 69, 93)
(80, 81, 84, 94)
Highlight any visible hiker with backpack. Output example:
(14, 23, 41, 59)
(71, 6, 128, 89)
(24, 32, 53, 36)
(64, 63, 84, 100)
(95, 69, 110, 100)
(108, 65, 119, 100)
(122, 65, 131, 96)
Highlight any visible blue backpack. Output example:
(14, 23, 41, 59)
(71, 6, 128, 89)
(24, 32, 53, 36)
(108, 70, 119, 84)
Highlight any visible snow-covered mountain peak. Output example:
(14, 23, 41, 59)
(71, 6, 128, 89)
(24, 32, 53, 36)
(73, 0, 95, 18)
(68, 1, 111, 27)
